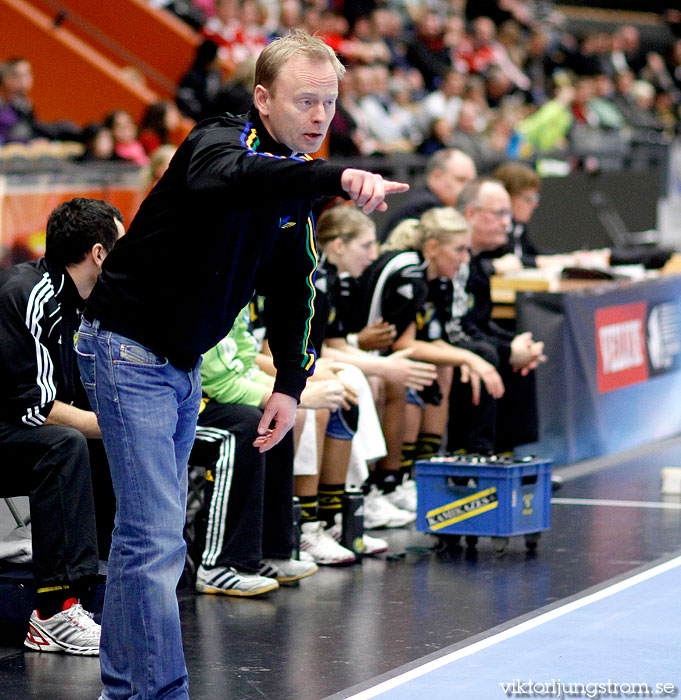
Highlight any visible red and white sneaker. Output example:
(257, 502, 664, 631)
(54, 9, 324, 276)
(24, 598, 100, 656)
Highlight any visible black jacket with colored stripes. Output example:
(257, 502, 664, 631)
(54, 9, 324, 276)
(86, 108, 347, 400)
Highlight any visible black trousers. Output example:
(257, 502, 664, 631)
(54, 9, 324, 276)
(447, 338, 539, 454)
(192, 401, 294, 573)
(0, 422, 106, 588)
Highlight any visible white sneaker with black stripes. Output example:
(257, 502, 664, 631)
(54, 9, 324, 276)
(196, 565, 279, 597)
(258, 558, 318, 584)
(24, 599, 101, 656)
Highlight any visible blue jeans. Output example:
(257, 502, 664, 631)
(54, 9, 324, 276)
(77, 318, 201, 700)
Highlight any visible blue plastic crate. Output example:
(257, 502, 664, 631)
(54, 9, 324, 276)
(415, 457, 552, 538)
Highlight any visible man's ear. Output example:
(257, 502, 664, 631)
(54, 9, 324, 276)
(253, 84, 270, 115)
(91, 243, 106, 268)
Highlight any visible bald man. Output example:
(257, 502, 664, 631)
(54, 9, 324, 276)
(380, 148, 476, 241)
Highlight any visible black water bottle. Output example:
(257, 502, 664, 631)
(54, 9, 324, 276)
(342, 489, 364, 561)
(292, 496, 302, 560)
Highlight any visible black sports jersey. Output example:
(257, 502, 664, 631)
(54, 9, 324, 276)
(355, 250, 429, 342)
(461, 254, 514, 364)
(312, 255, 346, 349)
(0, 257, 87, 425)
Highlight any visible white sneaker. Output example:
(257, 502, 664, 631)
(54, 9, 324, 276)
(300, 521, 356, 565)
(24, 599, 100, 656)
(364, 486, 416, 529)
(327, 516, 388, 556)
(196, 564, 279, 597)
(258, 558, 318, 584)
(384, 481, 417, 512)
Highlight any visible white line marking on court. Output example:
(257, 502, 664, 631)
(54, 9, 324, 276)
(343, 555, 681, 700)
(551, 497, 681, 509)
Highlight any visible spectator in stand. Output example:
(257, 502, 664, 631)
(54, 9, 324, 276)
(371, 8, 412, 72)
(484, 66, 516, 108)
(75, 123, 121, 163)
(513, 83, 574, 153)
(269, 0, 301, 40)
(176, 38, 222, 121)
(454, 16, 531, 91)
(104, 110, 149, 166)
(354, 64, 420, 153)
(406, 12, 452, 92)
(448, 100, 495, 167)
(213, 56, 256, 116)
(418, 116, 454, 156)
(141, 144, 177, 191)
(522, 29, 559, 106)
(613, 72, 664, 132)
(138, 100, 184, 155)
(381, 148, 477, 240)
(641, 51, 680, 104)
(0, 58, 81, 145)
(343, 14, 392, 66)
(568, 32, 613, 78)
(418, 67, 465, 137)
(669, 39, 681, 91)
(608, 24, 646, 77)
(329, 67, 391, 157)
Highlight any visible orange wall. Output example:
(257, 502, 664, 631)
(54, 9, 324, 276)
(33, 0, 200, 92)
(0, 0, 160, 125)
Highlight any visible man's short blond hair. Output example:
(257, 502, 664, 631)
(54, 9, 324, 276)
(255, 30, 345, 94)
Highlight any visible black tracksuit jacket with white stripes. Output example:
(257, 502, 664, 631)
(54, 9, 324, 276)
(0, 257, 86, 426)
(85, 108, 348, 401)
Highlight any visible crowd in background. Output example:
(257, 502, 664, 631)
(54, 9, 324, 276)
(2, 1, 681, 175)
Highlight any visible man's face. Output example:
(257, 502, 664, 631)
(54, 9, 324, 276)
(255, 56, 338, 154)
(431, 152, 477, 206)
(467, 183, 512, 255)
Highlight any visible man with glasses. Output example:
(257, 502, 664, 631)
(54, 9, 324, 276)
(449, 178, 545, 454)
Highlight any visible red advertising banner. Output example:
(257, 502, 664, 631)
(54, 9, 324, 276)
(596, 302, 649, 393)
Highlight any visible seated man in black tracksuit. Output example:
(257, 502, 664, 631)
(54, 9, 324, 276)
(0, 198, 122, 655)
(452, 178, 546, 453)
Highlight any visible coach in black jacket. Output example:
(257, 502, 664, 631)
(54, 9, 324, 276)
(0, 198, 123, 655)
(77, 31, 407, 700)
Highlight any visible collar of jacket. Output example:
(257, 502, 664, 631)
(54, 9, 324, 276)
(44, 256, 85, 311)
(246, 106, 296, 158)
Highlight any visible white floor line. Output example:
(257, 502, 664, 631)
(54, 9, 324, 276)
(551, 497, 681, 509)
(343, 555, 681, 700)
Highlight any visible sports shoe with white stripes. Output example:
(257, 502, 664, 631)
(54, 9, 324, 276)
(258, 558, 318, 584)
(300, 521, 356, 565)
(196, 565, 279, 597)
(24, 599, 100, 656)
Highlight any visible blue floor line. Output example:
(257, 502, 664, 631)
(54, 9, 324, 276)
(344, 555, 681, 700)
